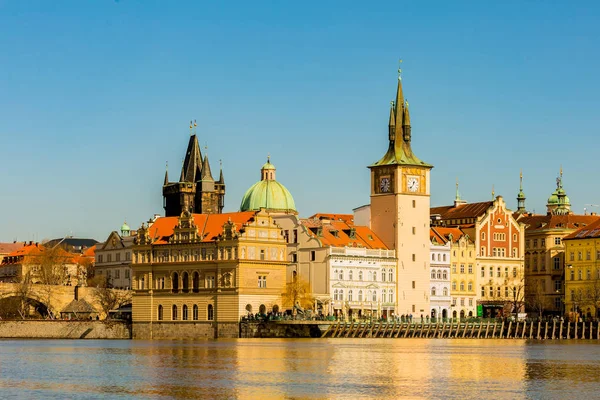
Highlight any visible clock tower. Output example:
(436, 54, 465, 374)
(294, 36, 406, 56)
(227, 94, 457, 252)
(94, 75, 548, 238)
(368, 72, 433, 316)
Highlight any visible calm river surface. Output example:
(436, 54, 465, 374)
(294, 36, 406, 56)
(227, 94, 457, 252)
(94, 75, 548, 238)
(1, 339, 599, 399)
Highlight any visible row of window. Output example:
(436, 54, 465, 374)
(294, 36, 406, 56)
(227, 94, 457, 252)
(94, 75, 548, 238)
(480, 266, 519, 278)
(333, 289, 394, 303)
(569, 250, 600, 262)
(568, 268, 600, 281)
(451, 297, 474, 307)
(431, 287, 449, 296)
(105, 269, 130, 280)
(526, 237, 561, 248)
(97, 252, 131, 263)
(451, 264, 473, 274)
(157, 304, 213, 321)
(431, 253, 448, 262)
(527, 256, 561, 272)
(333, 269, 394, 282)
(431, 269, 449, 280)
(481, 286, 518, 298)
(481, 232, 518, 242)
(451, 281, 473, 292)
(480, 246, 518, 258)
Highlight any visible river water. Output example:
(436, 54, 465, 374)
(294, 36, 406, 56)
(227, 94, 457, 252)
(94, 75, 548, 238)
(1, 339, 599, 399)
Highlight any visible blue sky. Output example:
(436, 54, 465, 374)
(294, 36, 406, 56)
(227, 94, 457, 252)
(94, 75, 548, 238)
(1, 1, 599, 242)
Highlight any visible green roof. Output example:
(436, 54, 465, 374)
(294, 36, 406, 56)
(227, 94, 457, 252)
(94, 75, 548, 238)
(121, 222, 130, 232)
(240, 180, 296, 213)
(262, 160, 276, 170)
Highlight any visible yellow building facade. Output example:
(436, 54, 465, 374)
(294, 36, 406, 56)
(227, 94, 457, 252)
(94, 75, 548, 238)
(131, 210, 287, 339)
(563, 219, 600, 318)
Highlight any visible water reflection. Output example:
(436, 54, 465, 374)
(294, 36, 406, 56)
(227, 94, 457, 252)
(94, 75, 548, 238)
(1, 339, 600, 399)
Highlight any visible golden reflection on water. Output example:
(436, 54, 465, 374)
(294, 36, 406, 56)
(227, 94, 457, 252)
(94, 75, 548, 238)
(2, 339, 600, 399)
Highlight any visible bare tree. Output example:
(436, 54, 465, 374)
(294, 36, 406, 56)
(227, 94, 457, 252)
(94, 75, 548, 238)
(282, 276, 314, 315)
(508, 271, 526, 319)
(93, 276, 132, 319)
(527, 279, 550, 318)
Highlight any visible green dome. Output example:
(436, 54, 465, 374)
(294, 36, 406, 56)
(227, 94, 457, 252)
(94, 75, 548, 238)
(240, 180, 296, 213)
(121, 222, 130, 232)
(564, 195, 571, 205)
(547, 191, 559, 205)
(262, 161, 276, 170)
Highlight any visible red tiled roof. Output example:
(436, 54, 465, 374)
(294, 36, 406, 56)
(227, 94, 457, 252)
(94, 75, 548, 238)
(0, 242, 25, 254)
(430, 201, 494, 220)
(301, 218, 387, 249)
(518, 214, 600, 232)
(82, 244, 96, 257)
(148, 212, 258, 244)
(1, 244, 79, 265)
(308, 213, 354, 225)
(563, 218, 600, 240)
(430, 227, 469, 244)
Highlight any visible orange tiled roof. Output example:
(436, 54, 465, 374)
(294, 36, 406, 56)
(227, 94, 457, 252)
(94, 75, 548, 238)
(82, 244, 96, 257)
(301, 218, 387, 249)
(430, 227, 469, 244)
(308, 213, 355, 225)
(518, 214, 600, 232)
(430, 201, 494, 220)
(1, 243, 79, 265)
(148, 212, 258, 244)
(563, 218, 600, 240)
(0, 242, 25, 254)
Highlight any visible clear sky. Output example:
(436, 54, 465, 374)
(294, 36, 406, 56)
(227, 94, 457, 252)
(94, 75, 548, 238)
(1, 1, 599, 242)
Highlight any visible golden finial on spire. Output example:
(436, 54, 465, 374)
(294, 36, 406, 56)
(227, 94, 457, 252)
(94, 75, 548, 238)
(520, 169, 523, 179)
(492, 185, 495, 200)
(267, 153, 271, 163)
(405, 99, 409, 108)
(560, 165, 563, 177)
(398, 59, 403, 81)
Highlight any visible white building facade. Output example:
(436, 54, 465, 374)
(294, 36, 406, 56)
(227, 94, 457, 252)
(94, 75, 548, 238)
(329, 247, 397, 320)
(430, 240, 451, 321)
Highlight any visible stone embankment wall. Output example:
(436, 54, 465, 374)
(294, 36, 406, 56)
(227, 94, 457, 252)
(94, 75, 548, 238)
(133, 321, 239, 339)
(0, 320, 131, 339)
(240, 321, 323, 338)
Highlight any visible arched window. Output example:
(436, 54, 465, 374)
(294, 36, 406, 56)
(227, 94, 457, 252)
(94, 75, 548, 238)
(388, 290, 393, 303)
(432, 254, 435, 261)
(183, 305, 188, 320)
(359, 271, 363, 281)
(381, 270, 386, 282)
(172, 305, 178, 320)
(431, 287, 436, 296)
(193, 304, 199, 320)
(334, 269, 338, 279)
(388, 269, 393, 282)
(182, 272, 189, 293)
(368, 271, 372, 281)
(443, 287, 448, 296)
(443, 271, 448, 280)
(192, 272, 199, 293)
(437, 270, 442, 279)
(140, 275, 145, 290)
(437, 254, 441, 261)
(382, 289, 387, 301)
(172, 272, 179, 293)
(468, 282, 473, 291)
(339, 290, 344, 301)
(348, 290, 353, 301)
(452, 281, 457, 291)
(431, 270, 436, 279)
(334, 289, 339, 301)
(349, 270, 353, 280)
(358, 290, 363, 301)
(372, 291, 377, 302)
(207, 304, 214, 320)
(460, 282, 465, 291)
(157, 305, 163, 320)
(339, 270, 343, 280)
(443, 254, 447, 262)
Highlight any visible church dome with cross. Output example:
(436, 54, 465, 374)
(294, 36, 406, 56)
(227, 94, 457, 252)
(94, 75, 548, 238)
(240, 157, 297, 214)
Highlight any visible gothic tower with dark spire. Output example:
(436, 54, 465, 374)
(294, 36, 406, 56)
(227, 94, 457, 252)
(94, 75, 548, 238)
(368, 65, 433, 316)
(162, 124, 226, 216)
(516, 170, 527, 214)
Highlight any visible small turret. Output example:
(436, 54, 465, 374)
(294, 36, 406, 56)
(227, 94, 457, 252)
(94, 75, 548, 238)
(454, 178, 467, 207)
(163, 162, 169, 186)
(388, 101, 396, 142)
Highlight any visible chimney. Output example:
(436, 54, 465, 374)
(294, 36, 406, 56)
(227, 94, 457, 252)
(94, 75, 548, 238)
(74, 286, 79, 300)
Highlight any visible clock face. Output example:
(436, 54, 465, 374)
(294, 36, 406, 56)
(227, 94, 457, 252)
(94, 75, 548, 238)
(380, 177, 391, 193)
(407, 177, 420, 192)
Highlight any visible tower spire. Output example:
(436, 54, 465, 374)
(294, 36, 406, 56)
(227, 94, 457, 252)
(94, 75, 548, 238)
(388, 101, 396, 142)
(517, 169, 527, 214)
(200, 150, 214, 181)
(218, 159, 224, 183)
(454, 178, 467, 207)
(164, 161, 169, 185)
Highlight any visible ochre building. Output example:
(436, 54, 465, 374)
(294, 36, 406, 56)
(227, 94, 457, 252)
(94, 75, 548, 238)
(131, 210, 287, 339)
